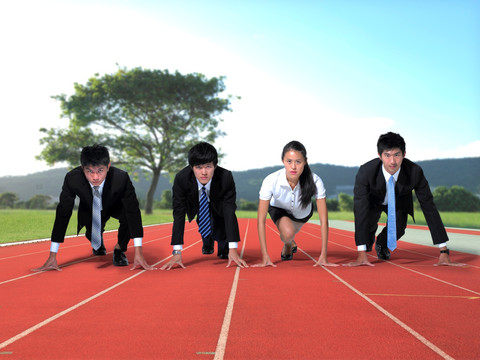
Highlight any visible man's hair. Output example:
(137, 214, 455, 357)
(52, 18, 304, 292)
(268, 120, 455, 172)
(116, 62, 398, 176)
(80, 144, 110, 167)
(188, 142, 218, 167)
(377, 132, 406, 155)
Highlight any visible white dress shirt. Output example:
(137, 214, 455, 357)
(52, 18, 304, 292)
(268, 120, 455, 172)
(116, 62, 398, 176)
(259, 168, 326, 219)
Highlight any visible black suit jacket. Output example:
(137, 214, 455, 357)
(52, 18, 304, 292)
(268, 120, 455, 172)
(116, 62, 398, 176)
(171, 165, 240, 246)
(51, 166, 143, 243)
(354, 158, 448, 246)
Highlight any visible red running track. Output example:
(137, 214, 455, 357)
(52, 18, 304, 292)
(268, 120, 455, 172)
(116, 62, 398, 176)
(1, 219, 479, 359)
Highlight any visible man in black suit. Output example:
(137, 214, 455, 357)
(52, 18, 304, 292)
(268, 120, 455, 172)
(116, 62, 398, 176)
(33, 145, 154, 271)
(345, 132, 462, 267)
(161, 142, 248, 270)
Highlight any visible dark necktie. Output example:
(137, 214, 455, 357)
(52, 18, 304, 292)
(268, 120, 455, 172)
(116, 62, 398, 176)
(198, 186, 211, 238)
(91, 186, 102, 250)
(387, 176, 397, 251)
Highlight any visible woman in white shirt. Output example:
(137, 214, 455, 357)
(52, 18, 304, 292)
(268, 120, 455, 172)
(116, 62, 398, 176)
(253, 141, 337, 267)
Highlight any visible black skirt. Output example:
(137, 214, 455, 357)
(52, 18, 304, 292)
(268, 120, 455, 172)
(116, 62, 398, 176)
(268, 205, 313, 224)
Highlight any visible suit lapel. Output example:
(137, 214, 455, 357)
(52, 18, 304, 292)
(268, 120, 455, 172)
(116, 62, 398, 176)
(375, 162, 387, 197)
(396, 167, 407, 195)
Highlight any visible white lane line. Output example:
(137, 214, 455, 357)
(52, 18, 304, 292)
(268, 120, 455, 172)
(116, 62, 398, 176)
(300, 248, 454, 360)
(303, 228, 480, 295)
(213, 219, 249, 360)
(0, 225, 192, 286)
(0, 240, 201, 351)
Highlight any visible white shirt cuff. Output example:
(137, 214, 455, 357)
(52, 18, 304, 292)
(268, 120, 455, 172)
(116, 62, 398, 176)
(229, 242, 238, 249)
(437, 242, 447, 248)
(133, 238, 142, 247)
(173, 245, 183, 250)
(50, 242, 60, 253)
(357, 245, 367, 251)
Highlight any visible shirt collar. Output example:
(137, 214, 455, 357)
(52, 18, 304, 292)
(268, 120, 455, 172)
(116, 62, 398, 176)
(89, 180, 106, 193)
(382, 165, 401, 183)
(196, 179, 212, 191)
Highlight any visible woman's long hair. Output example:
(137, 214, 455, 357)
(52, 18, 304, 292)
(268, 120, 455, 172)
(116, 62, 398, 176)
(281, 141, 317, 208)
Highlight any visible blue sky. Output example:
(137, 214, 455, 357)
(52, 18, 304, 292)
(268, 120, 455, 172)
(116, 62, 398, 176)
(1, 0, 479, 177)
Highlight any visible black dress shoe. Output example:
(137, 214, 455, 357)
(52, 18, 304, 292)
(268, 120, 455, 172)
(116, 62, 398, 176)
(375, 243, 390, 260)
(202, 245, 214, 255)
(281, 244, 293, 261)
(113, 249, 129, 266)
(92, 246, 106, 256)
(202, 236, 214, 255)
(218, 251, 229, 260)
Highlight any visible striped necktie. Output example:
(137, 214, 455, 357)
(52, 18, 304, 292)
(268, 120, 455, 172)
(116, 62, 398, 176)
(198, 186, 211, 238)
(387, 176, 397, 251)
(91, 186, 102, 250)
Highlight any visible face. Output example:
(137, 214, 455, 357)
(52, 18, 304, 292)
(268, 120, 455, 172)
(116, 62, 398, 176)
(192, 162, 216, 185)
(282, 150, 306, 182)
(379, 148, 405, 175)
(83, 164, 110, 187)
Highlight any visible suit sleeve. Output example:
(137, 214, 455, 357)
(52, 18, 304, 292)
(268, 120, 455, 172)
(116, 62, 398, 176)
(221, 171, 241, 243)
(51, 173, 76, 243)
(353, 165, 371, 246)
(412, 166, 449, 244)
(171, 173, 188, 245)
(120, 175, 144, 238)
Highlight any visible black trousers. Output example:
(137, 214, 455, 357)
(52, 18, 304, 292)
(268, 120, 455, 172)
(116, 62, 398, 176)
(85, 213, 132, 252)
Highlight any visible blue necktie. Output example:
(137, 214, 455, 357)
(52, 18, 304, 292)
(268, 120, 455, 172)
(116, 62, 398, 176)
(387, 176, 397, 251)
(91, 186, 102, 250)
(198, 186, 212, 238)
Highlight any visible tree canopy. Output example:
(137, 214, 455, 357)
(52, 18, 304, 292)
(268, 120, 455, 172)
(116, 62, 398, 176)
(37, 67, 236, 213)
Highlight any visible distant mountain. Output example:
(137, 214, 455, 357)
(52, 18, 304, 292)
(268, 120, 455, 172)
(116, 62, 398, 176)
(0, 158, 479, 202)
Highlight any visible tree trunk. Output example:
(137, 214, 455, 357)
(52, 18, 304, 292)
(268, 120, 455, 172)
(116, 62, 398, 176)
(145, 169, 161, 214)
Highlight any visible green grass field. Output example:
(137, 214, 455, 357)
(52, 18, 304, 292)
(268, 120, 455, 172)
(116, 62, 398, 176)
(0, 209, 479, 244)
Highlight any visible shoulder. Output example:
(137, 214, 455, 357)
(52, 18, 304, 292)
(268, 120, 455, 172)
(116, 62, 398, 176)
(175, 166, 193, 178)
(214, 166, 232, 177)
(107, 166, 129, 181)
(358, 158, 381, 174)
(400, 158, 424, 179)
(174, 166, 194, 186)
(64, 166, 84, 182)
(263, 168, 284, 182)
(311, 172, 325, 186)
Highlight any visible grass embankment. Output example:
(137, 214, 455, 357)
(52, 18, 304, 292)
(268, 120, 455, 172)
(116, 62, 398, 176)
(1, 209, 479, 244)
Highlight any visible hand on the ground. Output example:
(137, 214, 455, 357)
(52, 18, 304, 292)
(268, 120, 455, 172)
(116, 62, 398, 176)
(131, 255, 156, 270)
(131, 247, 156, 270)
(435, 253, 466, 267)
(160, 254, 186, 270)
(342, 252, 374, 267)
(251, 255, 276, 268)
(314, 255, 339, 267)
(226, 249, 248, 268)
(32, 253, 61, 272)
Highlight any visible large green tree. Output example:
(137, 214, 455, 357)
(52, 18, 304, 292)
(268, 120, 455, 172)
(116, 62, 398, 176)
(37, 67, 236, 214)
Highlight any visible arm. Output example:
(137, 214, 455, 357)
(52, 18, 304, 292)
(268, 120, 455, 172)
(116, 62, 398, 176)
(313, 198, 338, 267)
(251, 199, 276, 267)
(161, 173, 188, 270)
(344, 166, 375, 267)
(32, 251, 61, 272)
(220, 171, 248, 268)
(131, 243, 156, 270)
(412, 167, 463, 266)
(353, 167, 371, 247)
(33, 173, 76, 271)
